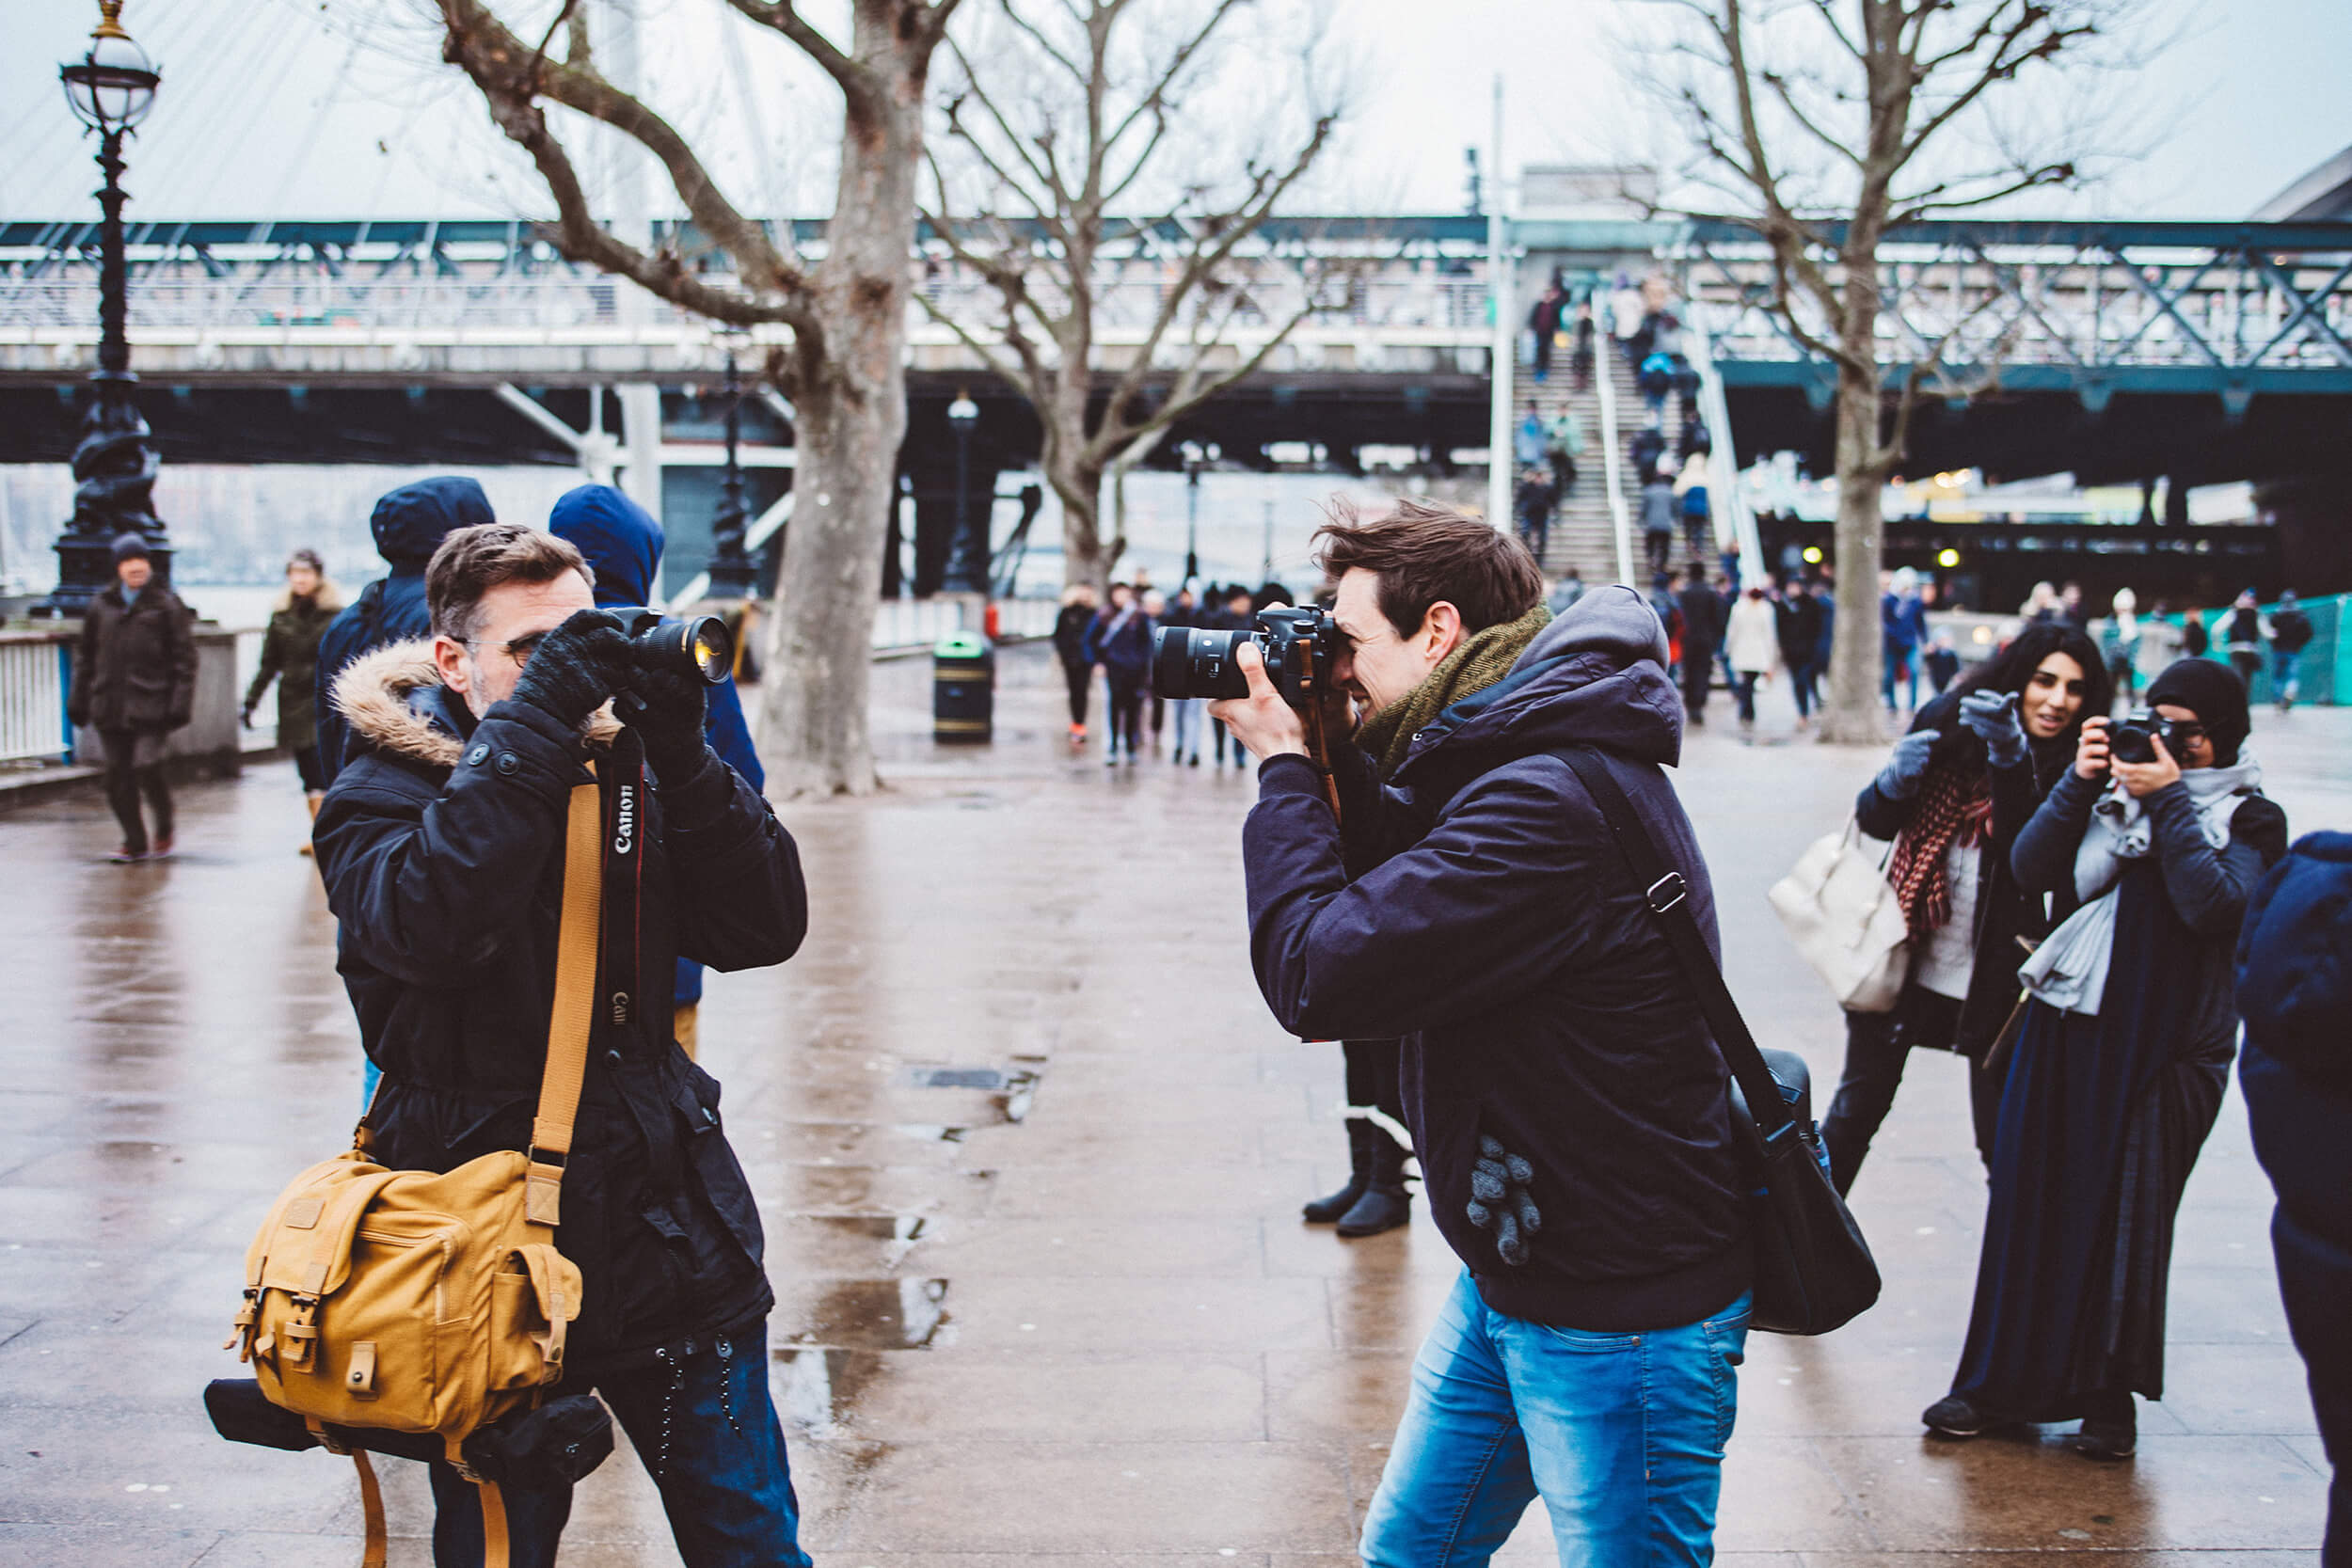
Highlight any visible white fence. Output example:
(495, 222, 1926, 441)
(0, 635, 72, 763)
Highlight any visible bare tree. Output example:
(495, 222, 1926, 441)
(1649, 0, 2155, 742)
(436, 0, 960, 796)
(918, 0, 1347, 587)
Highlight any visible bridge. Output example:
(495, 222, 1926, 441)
(5, 214, 2348, 594)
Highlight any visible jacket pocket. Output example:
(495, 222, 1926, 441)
(671, 1062, 766, 1267)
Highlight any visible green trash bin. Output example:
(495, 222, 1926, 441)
(933, 632, 994, 743)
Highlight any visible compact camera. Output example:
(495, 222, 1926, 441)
(1151, 605, 1343, 707)
(2108, 707, 2187, 765)
(612, 608, 735, 687)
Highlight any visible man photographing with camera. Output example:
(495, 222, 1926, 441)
(315, 522, 813, 1567)
(1206, 500, 1754, 1565)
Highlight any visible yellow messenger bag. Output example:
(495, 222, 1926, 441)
(227, 777, 604, 1568)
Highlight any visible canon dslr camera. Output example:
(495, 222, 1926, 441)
(612, 607, 735, 687)
(1152, 605, 1342, 707)
(2108, 707, 2187, 765)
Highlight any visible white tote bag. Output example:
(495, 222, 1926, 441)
(1768, 819, 1910, 1013)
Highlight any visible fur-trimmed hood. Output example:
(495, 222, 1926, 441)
(331, 638, 618, 768)
(274, 580, 345, 615)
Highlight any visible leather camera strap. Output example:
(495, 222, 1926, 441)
(1550, 746, 1799, 1150)
(526, 773, 604, 1227)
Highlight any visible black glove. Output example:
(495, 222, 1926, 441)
(1465, 1133, 1543, 1267)
(624, 638, 711, 782)
(508, 610, 633, 728)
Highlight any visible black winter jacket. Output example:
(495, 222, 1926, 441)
(69, 579, 197, 733)
(1243, 587, 1749, 1331)
(1851, 690, 2060, 1055)
(314, 641, 807, 1369)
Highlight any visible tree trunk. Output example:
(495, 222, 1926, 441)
(753, 8, 929, 797)
(1819, 364, 1888, 744)
(1052, 465, 1107, 590)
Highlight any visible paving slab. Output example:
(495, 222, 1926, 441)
(0, 640, 2341, 1563)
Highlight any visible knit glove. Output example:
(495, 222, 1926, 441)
(1873, 727, 1941, 800)
(1958, 690, 2027, 769)
(624, 638, 711, 783)
(509, 609, 634, 728)
(1467, 1134, 1543, 1267)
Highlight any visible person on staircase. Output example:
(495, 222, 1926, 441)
(242, 548, 343, 855)
(1675, 447, 1713, 566)
(1544, 405, 1582, 498)
(1675, 562, 1724, 726)
(1641, 457, 1680, 578)
(1527, 274, 1567, 384)
(1513, 466, 1558, 564)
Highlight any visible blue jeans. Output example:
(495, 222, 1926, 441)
(1882, 643, 1917, 710)
(2273, 648, 2301, 704)
(427, 1321, 811, 1568)
(1170, 696, 1203, 757)
(1361, 1274, 1752, 1567)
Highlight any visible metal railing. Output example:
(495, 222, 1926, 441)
(0, 634, 72, 764)
(1590, 301, 1636, 586)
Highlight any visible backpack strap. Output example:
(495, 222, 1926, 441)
(526, 776, 605, 1228)
(1549, 746, 1800, 1153)
(304, 1418, 388, 1568)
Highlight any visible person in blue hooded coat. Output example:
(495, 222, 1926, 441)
(2238, 831, 2352, 1562)
(550, 483, 766, 1059)
(314, 477, 494, 785)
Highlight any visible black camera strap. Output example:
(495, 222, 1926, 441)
(599, 727, 647, 1037)
(1549, 746, 1797, 1150)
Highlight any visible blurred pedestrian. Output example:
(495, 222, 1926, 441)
(1774, 578, 1823, 729)
(241, 548, 343, 855)
(2181, 604, 2209, 658)
(1883, 566, 1927, 711)
(1513, 401, 1547, 475)
(1163, 585, 1205, 765)
(313, 477, 492, 784)
(1809, 578, 1836, 711)
(1641, 460, 1678, 577)
(1545, 404, 1583, 496)
(1548, 564, 1587, 617)
(1052, 583, 1100, 746)
(2105, 587, 2142, 707)
(1141, 589, 1170, 752)
(1675, 447, 1712, 563)
(1929, 657, 2287, 1460)
(1210, 583, 1255, 768)
(1676, 562, 1724, 725)
(1820, 626, 2107, 1194)
(1513, 466, 1557, 562)
(2237, 830, 2352, 1562)
(1923, 630, 1961, 695)
(1569, 300, 1596, 391)
(2021, 580, 2061, 625)
(2269, 591, 2314, 712)
(1723, 584, 1779, 735)
(1629, 424, 1667, 486)
(551, 483, 766, 1061)
(1087, 582, 1152, 767)
(68, 533, 196, 863)
(2218, 590, 2272, 692)
(1527, 274, 1565, 383)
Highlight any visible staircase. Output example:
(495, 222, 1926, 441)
(1510, 332, 1700, 590)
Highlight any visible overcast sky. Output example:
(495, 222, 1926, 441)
(2, 0, 2346, 223)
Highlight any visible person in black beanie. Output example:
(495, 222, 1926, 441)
(68, 533, 197, 862)
(1928, 656, 2286, 1461)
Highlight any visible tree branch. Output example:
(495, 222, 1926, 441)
(722, 0, 882, 113)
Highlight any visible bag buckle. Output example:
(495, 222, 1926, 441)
(282, 1292, 323, 1371)
(1645, 872, 1688, 913)
(225, 1288, 262, 1359)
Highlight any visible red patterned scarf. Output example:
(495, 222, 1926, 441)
(1886, 759, 1993, 937)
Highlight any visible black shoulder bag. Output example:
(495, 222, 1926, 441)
(1554, 745, 1881, 1336)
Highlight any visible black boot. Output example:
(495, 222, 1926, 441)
(1336, 1123, 1413, 1238)
(1303, 1118, 1373, 1224)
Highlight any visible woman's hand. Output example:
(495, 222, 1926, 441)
(2074, 715, 2112, 781)
(2112, 733, 2183, 799)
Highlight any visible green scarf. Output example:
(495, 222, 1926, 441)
(1354, 603, 1553, 781)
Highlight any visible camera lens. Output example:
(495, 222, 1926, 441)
(1152, 626, 1251, 700)
(619, 610, 734, 686)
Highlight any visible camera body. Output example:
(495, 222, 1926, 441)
(612, 607, 734, 688)
(2108, 707, 2183, 765)
(1152, 605, 1343, 707)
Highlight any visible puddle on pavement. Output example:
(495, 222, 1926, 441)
(786, 1213, 930, 1272)
(898, 1053, 1048, 1124)
(782, 1277, 950, 1353)
(773, 1347, 887, 1435)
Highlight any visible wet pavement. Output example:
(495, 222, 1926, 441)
(0, 641, 2345, 1566)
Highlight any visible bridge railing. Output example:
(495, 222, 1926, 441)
(1674, 221, 2352, 391)
(0, 634, 72, 765)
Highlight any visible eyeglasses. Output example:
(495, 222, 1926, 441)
(466, 630, 548, 670)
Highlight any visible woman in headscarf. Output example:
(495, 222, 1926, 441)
(1821, 624, 2109, 1195)
(1926, 658, 2288, 1460)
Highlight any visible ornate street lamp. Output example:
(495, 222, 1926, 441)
(940, 391, 982, 594)
(42, 0, 167, 617)
(704, 337, 756, 599)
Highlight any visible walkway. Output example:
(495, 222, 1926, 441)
(0, 644, 2342, 1564)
